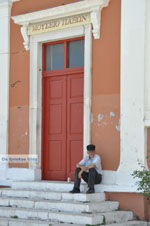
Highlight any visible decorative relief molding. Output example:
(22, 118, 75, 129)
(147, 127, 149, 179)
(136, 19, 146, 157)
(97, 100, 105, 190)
(21, 25, 29, 50)
(12, 0, 110, 50)
(91, 9, 100, 39)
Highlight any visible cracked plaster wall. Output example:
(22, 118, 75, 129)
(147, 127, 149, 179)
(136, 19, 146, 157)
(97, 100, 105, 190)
(91, 0, 121, 170)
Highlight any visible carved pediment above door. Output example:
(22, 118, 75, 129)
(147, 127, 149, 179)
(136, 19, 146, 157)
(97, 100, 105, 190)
(12, 0, 111, 50)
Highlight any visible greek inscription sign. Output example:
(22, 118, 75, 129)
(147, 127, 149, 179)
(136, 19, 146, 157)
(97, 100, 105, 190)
(28, 13, 91, 35)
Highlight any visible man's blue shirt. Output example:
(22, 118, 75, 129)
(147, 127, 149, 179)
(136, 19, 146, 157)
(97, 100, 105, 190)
(78, 154, 102, 174)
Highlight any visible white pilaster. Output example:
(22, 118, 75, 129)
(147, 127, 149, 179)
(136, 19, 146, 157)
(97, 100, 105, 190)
(144, 0, 150, 123)
(0, 1, 12, 173)
(83, 24, 92, 155)
(117, 0, 148, 186)
(29, 39, 42, 180)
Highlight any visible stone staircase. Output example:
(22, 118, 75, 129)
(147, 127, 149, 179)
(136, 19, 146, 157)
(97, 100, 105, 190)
(0, 181, 148, 226)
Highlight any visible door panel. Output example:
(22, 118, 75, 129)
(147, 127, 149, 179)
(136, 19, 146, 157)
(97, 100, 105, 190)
(70, 102, 83, 134)
(43, 73, 83, 180)
(47, 141, 63, 171)
(67, 74, 83, 179)
(43, 76, 67, 180)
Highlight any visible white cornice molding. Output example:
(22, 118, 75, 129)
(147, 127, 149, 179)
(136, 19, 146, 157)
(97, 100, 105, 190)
(12, 0, 110, 25)
(12, 0, 110, 50)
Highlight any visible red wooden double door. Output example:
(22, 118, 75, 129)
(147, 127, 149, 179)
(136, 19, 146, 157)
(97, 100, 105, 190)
(42, 38, 84, 180)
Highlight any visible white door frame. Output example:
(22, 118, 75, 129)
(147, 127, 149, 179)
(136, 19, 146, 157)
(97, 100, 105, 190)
(29, 25, 92, 179)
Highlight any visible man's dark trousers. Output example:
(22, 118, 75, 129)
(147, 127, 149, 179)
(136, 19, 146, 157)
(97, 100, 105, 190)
(73, 167, 102, 190)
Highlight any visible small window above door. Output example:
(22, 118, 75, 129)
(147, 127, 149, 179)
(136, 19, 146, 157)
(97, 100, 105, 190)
(46, 43, 64, 70)
(44, 38, 84, 71)
(68, 39, 84, 68)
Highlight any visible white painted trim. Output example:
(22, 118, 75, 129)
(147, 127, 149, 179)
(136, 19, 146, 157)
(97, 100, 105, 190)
(29, 25, 92, 177)
(12, 0, 110, 50)
(117, 0, 148, 186)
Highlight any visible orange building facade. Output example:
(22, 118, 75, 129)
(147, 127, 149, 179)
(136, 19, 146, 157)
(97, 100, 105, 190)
(0, 0, 149, 220)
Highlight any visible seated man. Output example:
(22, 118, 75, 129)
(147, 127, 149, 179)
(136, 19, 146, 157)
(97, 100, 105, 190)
(70, 144, 102, 194)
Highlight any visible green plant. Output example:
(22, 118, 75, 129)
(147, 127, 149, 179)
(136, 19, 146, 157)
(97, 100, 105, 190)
(85, 224, 94, 226)
(85, 224, 102, 226)
(11, 216, 18, 219)
(132, 165, 150, 201)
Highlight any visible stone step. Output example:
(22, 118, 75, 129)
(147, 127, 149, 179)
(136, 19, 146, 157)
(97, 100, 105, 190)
(0, 206, 133, 225)
(12, 181, 86, 192)
(0, 197, 119, 213)
(10, 181, 141, 193)
(106, 222, 148, 226)
(0, 188, 105, 202)
(0, 217, 148, 226)
(0, 217, 83, 226)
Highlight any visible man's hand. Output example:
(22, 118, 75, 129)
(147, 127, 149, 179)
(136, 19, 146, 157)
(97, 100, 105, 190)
(76, 164, 87, 171)
(78, 167, 87, 179)
(76, 163, 96, 180)
(76, 164, 87, 179)
(78, 170, 83, 179)
(76, 163, 96, 170)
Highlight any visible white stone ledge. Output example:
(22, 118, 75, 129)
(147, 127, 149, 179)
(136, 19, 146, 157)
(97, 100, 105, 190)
(0, 169, 139, 193)
(95, 184, 139, 193)
(0, 168, 41, 185)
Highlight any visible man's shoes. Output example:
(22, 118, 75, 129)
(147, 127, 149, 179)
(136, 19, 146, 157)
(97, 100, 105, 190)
(86, 188, 95, 194)
(69, 188, 80, 194)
